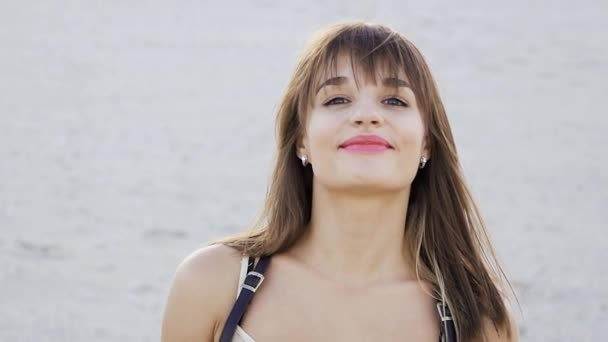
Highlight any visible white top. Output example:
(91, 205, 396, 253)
(233, 256, 257, 342)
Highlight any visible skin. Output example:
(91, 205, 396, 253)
(161, 55, 518, 341)
(292, 54, 429, 287)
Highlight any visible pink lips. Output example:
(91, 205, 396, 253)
(339, 134, 393, 153)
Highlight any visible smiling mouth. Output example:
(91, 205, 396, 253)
(338, 134, 393, 150)
(339, 144, 392, 153)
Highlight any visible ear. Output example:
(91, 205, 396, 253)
(296, 132, 309, 159)
(421, 136, 431, 161)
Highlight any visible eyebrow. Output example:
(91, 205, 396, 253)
(315, 76, 348, 94)
(382, 77, 411, 88)
(315, 76, 411, 94)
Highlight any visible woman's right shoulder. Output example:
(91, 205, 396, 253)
(161, 244, 244, 342)
(176, 244, 244, 284)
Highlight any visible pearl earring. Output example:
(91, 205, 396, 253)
(301, 155, 308, 167)
(419, 156, 427, 169)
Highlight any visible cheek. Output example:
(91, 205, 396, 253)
(306, 113, 342, 158)
(396, 115, 425, 148)
(392, 119, 426, 173)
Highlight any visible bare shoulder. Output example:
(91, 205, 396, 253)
(161, 244, 243, 342)
(174, 244, 243, 285)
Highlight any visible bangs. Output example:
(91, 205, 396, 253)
(299, 23, 424, 114)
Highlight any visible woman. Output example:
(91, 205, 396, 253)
(162, 22, 519, 342)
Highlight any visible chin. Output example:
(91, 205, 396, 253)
(329, 177, 405, 193)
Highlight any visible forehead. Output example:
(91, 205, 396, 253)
(316, 52, 410, 88)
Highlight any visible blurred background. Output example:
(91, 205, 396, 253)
(1, 1, 606, 341)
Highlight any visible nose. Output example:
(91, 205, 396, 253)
(349, 101, 384, 126)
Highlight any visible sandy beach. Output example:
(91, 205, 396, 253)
(1, 1, 606, 341)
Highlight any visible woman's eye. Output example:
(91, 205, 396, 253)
(383, 97, 408, 107)
(323, 97, 350, 106)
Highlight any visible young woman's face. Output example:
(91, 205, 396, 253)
(299, 55, 429, 193)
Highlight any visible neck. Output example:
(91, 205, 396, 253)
(290, 185, 416, 287)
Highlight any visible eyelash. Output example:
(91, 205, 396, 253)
(323, 96, 408, 107)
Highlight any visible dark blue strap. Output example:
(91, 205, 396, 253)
(219, 255, 271, 342)
(437, 302, 457, 341)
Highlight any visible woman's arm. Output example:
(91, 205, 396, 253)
(161, 245, 241, 342)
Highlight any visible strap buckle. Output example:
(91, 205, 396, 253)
(436, 302, 453, 322)
(241, 271, 265, 293)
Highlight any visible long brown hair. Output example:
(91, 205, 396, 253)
(215, 22, 515, 341)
